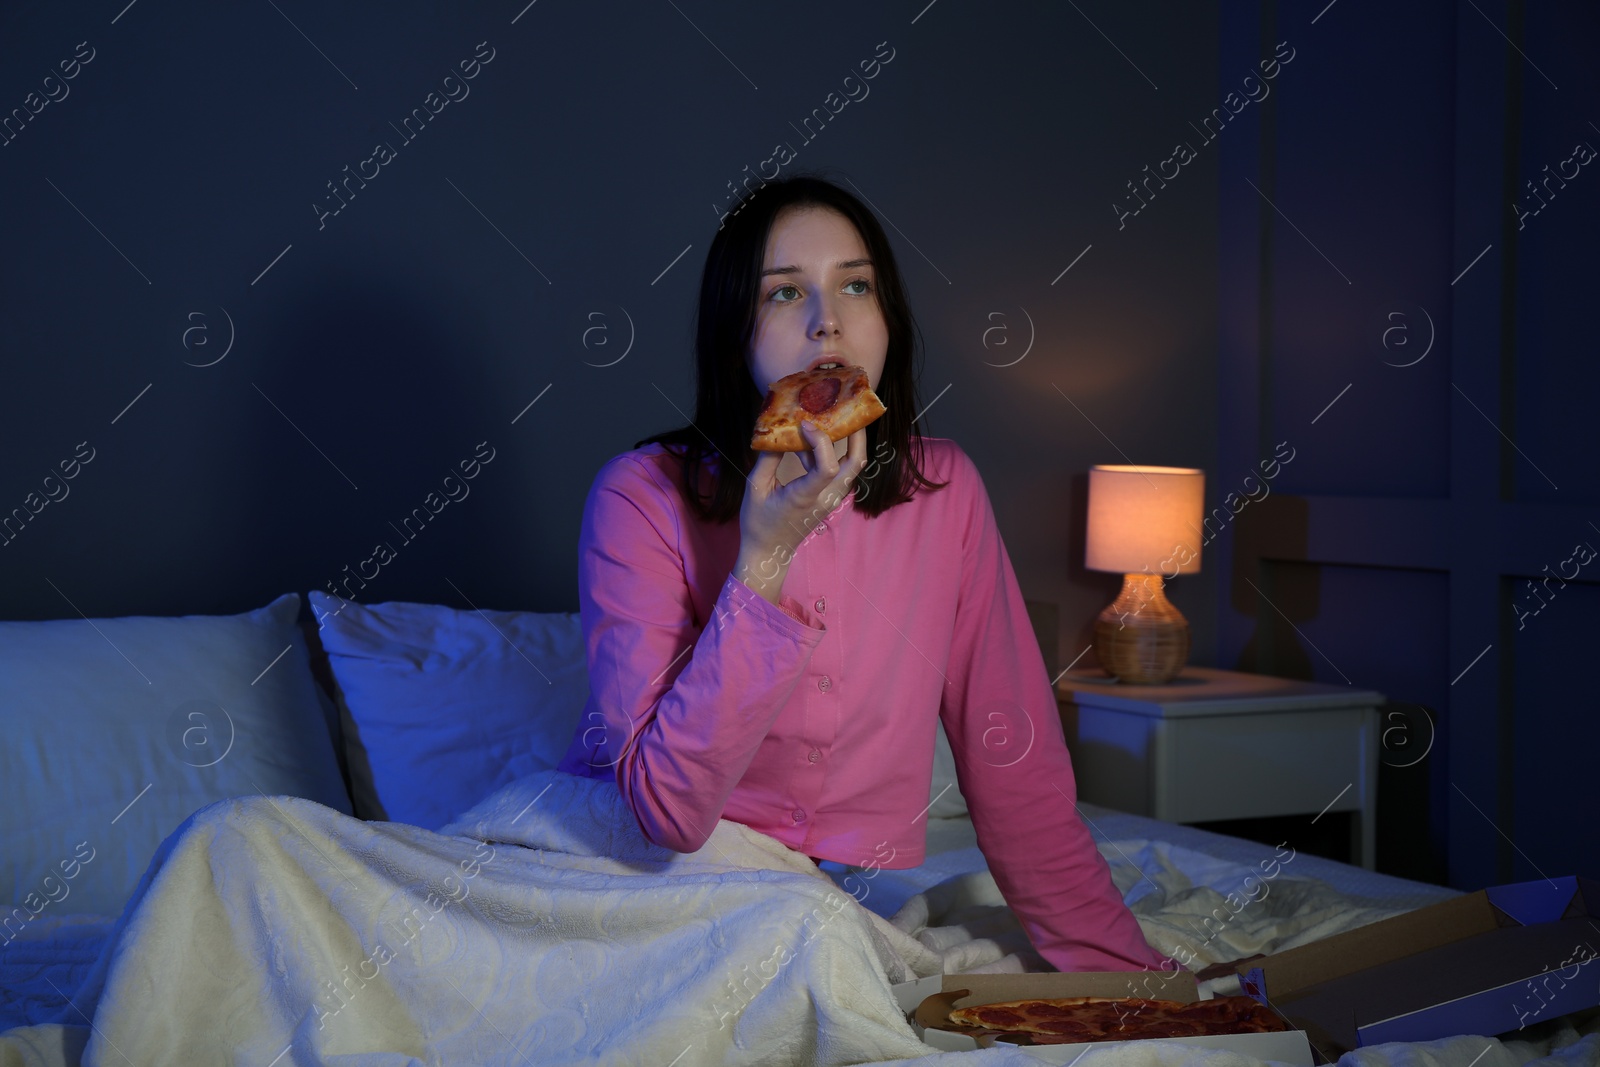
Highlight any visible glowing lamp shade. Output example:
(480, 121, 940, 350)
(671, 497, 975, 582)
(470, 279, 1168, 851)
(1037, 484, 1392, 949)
(1084, 465, 1205, 684)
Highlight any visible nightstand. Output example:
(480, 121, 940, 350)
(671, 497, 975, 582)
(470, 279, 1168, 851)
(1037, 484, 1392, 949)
(1056, 666, 1383, 869)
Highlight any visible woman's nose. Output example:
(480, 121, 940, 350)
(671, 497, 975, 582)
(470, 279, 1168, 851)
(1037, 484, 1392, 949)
(811, 296, 840, 337)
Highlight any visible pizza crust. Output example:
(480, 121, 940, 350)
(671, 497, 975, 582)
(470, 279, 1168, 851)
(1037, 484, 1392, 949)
(751, 364, 887, 452)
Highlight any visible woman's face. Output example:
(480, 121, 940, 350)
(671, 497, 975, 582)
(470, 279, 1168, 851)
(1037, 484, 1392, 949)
(747, 205, 889, 397)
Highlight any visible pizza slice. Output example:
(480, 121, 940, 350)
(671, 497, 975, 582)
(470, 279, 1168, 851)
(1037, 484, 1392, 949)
(945, 994, 1289, 1044)
(750, 364, 886, 452)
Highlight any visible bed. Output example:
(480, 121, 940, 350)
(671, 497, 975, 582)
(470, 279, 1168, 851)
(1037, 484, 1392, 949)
(1, 593, 1595, 1066)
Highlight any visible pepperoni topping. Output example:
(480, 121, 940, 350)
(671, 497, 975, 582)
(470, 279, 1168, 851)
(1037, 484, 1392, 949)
(975, 1009, 1026, 1027)
(799, 376, 842, 414)
(1029, 1004, 1083, 1020)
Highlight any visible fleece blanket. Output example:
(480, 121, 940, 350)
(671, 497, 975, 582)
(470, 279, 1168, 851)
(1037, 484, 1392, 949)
(0, 769, 978, 1066)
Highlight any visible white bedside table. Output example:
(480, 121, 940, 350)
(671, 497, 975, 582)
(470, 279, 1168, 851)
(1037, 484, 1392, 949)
(1056, 666, 1383, 870)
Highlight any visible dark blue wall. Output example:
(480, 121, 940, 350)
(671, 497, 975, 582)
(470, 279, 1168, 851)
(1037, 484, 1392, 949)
(1215, 0, 1597, 888)
(0, 1, 1222, 657)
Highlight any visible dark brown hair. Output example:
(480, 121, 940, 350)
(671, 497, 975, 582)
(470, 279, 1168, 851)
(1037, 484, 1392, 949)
(638, 172, 947, 520)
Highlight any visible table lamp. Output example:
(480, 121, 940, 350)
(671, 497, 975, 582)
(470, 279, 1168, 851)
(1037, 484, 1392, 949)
(1084, 465, 1205, 684)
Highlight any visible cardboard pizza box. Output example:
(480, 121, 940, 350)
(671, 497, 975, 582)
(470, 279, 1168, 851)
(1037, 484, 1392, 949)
(889, 971, 1314, 1065)
(1236, 874, 1600, 1058)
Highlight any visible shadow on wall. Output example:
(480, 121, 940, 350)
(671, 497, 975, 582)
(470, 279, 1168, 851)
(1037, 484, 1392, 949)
(1230, 496, 1315, 680)
(1227, 498, 1445, 885)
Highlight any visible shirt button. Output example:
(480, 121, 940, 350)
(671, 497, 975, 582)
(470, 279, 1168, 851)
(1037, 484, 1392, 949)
(793, 808, 807, 823)
(814, 597, 827, 614)
(817, 675, 832, 692)
(817, 521, 828, 533)
(808, 749, 821, 763)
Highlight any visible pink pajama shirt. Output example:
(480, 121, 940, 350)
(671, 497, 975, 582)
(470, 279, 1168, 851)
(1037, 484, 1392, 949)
(556, 436, 1165, 972)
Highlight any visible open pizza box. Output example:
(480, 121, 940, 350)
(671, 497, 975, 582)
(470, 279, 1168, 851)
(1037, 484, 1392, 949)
(890, 970, 1314, 1065)
(1234, 874, 1600, 1060)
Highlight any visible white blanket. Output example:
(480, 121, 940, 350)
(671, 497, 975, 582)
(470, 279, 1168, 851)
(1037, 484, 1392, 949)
(1, 769, 982, 1066)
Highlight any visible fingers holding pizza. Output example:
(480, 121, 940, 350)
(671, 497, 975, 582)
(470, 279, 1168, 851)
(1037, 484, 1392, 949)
(748, 419, 867, 527)
(735, 363, 883, 604)
(794, 420, 867, 479)
(738, 420, 868, 606)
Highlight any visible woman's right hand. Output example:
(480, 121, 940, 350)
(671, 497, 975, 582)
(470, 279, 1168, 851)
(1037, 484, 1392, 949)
(735, 421, 867, 604)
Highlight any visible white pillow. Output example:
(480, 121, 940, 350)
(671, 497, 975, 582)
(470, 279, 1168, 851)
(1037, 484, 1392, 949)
(309, 592, 589, 830)
(0, 594, 351, 918)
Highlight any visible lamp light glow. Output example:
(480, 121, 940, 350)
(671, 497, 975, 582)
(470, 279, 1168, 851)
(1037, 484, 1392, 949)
(1084, 465, 1205, 684)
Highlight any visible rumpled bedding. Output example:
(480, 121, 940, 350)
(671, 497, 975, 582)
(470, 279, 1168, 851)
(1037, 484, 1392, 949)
(3, 770, 954, 1066)
(2, 770, 1597, 1067)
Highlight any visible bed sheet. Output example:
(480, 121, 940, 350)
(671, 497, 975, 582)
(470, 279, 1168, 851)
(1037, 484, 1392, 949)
(823, 802, 1461, 923)
(821, 802, 1467, 991)
(0, 913, 112, 1034)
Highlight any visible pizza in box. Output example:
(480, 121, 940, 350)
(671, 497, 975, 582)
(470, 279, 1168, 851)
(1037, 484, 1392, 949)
(938, 993, 1291, 1045)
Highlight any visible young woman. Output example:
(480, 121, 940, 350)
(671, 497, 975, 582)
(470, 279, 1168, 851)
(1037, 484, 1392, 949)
(555, 174, 1166, 973)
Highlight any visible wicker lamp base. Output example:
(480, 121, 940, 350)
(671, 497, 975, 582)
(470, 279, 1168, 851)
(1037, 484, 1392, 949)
(1093, 573, 1190, 684)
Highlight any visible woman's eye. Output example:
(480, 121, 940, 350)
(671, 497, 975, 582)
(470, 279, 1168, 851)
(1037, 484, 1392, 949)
(845, 279, 873, 296)
(771, 284, 800, 303)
